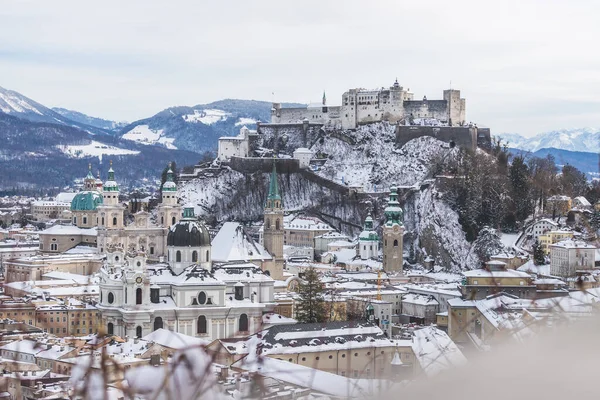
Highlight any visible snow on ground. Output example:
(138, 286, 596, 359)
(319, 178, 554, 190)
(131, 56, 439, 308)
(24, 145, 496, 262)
(235, 117, 257, 126)
(500, 233, 519, 248)
(122, 124, 178, 149)
(179, 169, 245, 216)
(312, 123, 457, 189)
(182, 109, 230, 124)
(57, 140, 139, 159)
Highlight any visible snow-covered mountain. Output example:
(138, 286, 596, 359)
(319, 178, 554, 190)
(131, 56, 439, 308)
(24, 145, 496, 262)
(497, 128, 600, 153)
(52, 107, 127, 132)
(0, 86, 112, 135)
(118, 100, 303, 153)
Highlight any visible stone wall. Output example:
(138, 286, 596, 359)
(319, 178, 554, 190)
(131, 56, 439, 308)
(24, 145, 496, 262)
(395, 126, 490, 150)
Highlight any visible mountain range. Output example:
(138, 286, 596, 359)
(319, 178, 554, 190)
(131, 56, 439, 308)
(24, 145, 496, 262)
(497, 128, 600, 153)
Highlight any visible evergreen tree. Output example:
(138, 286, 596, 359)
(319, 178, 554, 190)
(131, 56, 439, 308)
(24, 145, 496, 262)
(559, 164, 588, 198)
(296, 268, 326, 324)
(509, 155, 533, 223)
(532, 239, 545, 265)
(590, 210, 600, 233)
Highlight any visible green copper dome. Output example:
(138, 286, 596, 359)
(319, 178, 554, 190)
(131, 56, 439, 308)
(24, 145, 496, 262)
(71, 191, 103, 211)
(162, 164, 177, 192)
(359, 215, 379, 241)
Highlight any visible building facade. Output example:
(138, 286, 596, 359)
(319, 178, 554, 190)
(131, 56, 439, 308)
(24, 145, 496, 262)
(271, 80, 466, 130)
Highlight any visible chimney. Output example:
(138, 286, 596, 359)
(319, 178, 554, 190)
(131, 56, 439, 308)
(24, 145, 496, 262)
(134, 338, 139, 344)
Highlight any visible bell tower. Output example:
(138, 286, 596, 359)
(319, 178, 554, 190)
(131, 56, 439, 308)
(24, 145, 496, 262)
(382, 185, 404, 274)
(98, 161, 124, 230)
(157, 163, 182, 228)
(262, 162, 284, 280)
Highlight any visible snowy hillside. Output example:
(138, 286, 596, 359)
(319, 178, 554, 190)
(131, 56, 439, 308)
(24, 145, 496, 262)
(56, 140, 140, 159)
(497, 128, 600, 153)
(52, 107, 127, 132)
(313, 123, 457, 189)
(122, 125, 177, 149)
(180, 122, 483, 270)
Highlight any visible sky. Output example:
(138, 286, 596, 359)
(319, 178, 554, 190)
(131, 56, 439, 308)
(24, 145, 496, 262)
(1, 0, 599, 136)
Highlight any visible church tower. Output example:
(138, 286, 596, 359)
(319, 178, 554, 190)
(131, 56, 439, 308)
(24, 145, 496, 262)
(382, 185, 404, 274)
(157, 163, 182, 228)
(98, 161, 124, 229)
(358, 214, 379, 260)
(262, 162, 284, 280)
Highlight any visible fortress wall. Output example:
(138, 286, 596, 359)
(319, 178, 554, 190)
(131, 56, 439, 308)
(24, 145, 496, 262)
(395, 126, 480, 150)
(403, 100, 449, 121)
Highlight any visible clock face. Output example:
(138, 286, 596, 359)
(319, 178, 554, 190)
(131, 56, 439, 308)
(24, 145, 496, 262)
(135, 276, 143, 284)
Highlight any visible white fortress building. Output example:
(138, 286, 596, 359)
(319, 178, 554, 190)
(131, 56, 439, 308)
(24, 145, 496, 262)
(271, 80, 466, 129)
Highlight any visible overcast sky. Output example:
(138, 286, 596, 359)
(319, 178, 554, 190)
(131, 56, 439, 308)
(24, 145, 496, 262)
(1, 0, 598, 136)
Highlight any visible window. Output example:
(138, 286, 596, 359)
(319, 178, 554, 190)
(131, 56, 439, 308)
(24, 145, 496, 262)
(161, 216, 164, 225)
(136, 326, 142, 338)
(50, 243, 58, 251)
(265, 218, 270, 230)
(154, 317, 163, 331)
(393, 239, 398, 247)
(206, 250, 210, 262)
(113, 217, 117, 226)
(342, 354, 346, 358)
(328, 355, 333, 359)
(197, 316, 207, 334)
(172, 216, 176, 225)
(198, 292, 207, 305)
(150, 247, 154, 255)
(83, 217, 87, 224)
(192, 251, 198, 263)
(239, 314, 248, 332)
(108, 292, 115, 304)
(176, 251, 181, 262)
(276, 219, 280, 230)
(136, 288, 142, 305)
(101, 217, 104, 225)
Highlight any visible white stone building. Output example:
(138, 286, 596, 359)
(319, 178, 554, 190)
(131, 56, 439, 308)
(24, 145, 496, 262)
(217, 126, 253, 161)
(549, 239, 596, 278)
(293, 147, 313, 168)
(271, 80, 466, 129)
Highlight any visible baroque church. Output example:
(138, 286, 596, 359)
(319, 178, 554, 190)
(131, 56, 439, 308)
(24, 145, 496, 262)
(97, 162, 290, 339)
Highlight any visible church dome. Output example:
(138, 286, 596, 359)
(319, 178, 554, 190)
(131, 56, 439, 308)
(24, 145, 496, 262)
(71, 191, 103, 211)
(167, 205, 210, 247)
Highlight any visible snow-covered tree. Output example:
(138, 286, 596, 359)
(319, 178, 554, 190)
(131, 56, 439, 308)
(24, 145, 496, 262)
(532, 239, 545, 265)
(296, 268, 327, 323)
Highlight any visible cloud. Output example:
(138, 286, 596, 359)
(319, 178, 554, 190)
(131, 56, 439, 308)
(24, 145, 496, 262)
(0, 0, 598, 135)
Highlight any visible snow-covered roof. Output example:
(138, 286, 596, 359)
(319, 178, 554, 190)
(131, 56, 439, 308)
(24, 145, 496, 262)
(284, 215, 334, 231)
(411, 327, 467, 377)
(550, 239, 596, 249)
(261, 312, 297, 326)
(40, 225, 97, 236)
(211, 222, 272, 263)
(142, 328, 209, 350)
(212, 263, 274, 283)
(402, 293, 439, 306)
(574, 196, 591, 207)
(463, 269, 532, 279)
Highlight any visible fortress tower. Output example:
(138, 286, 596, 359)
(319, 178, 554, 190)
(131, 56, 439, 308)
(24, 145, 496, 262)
(262, 162, 284, 280)
(382, 185, 404, 274)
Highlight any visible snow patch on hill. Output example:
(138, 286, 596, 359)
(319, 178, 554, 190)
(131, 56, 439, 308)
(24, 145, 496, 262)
(57, 141, 140, 159)
(122, 125, 177, 149)
(182, 109, 230, 125)
(235, 117, 257, 126)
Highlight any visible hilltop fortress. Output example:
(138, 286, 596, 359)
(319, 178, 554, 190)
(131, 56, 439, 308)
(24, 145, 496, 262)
(271, 79, 466, 130)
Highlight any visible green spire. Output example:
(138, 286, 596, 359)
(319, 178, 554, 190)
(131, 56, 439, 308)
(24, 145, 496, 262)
(163, 163, 177, 192)
(85, 163, 95, 180)
(267, 161, 281, 205)
(104, 160, 119, 192)
(385, 184, 403, 226)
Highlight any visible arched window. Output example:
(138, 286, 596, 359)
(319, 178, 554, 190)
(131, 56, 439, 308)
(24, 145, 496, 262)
(112, 217, 117, 226)
(172, 216, 176, 225)
(393, 239, 399, 247)
(108, 292, 114, 304)
(176, 251, 181, 262)
(161, 216, 164, 225)
(206, 250, 209, 262)
(275, 219, 280, 230)
(153, 317, 163, 331)
(101, 217, 105, 226)
(265, 218, 270, 230)
(192, 251, 198, 263)
(197, 316, 207, 334)
(198, 291, 207, 305)
(239, 314, 248, 332)
(107, 323, 114, 335)
(136, 288, 142, 305)
(136, 326, 142, 338)
(83, 217, 87, 224)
